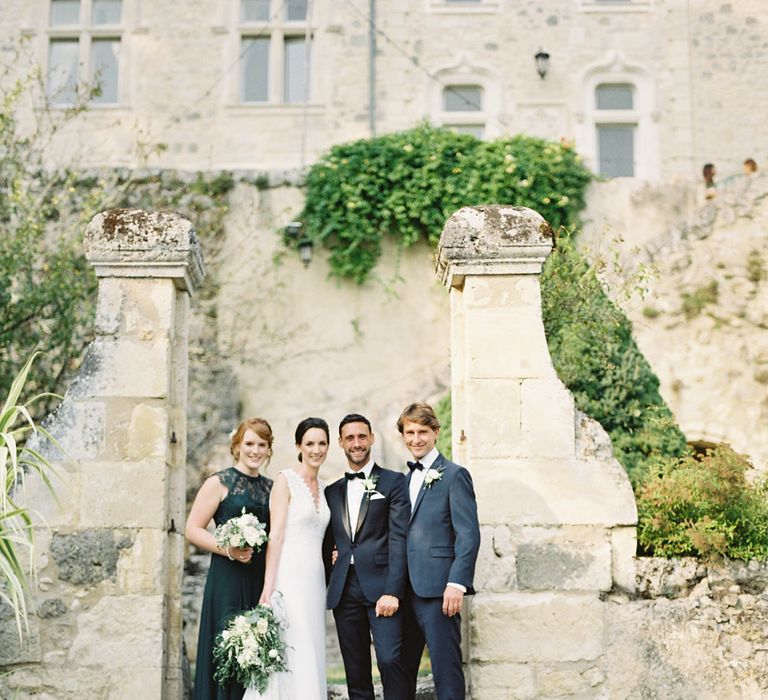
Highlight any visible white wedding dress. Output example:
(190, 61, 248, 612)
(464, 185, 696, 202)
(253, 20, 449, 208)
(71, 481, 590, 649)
(244, 469, 330, 700)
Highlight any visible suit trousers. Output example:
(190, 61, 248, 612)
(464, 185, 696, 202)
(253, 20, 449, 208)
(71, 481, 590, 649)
(332, 565, 408, 700)
(402, 584, 465, 700)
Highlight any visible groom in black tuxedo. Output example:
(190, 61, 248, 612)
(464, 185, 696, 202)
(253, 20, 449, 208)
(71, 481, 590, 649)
(398, 402, 481, 700)
(325, 413, 410, 700)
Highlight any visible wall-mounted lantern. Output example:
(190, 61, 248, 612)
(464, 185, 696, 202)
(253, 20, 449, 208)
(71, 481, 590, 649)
(534, 49, 550, 79)
(284, 221, 314, 268)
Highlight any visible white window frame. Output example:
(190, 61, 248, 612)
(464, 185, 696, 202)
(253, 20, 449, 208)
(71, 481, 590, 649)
(233, 0, 315, 107)
(45, 0, 127, 107)
(427, 0, 500, 14)
(579, 0, 652, 13)
(429, 57, 501, 139)
(575, 52, 659, 180)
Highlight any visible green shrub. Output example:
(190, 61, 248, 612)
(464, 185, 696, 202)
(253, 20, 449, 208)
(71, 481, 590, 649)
(642, 306, 661, 319)
(680, 280, 718, 319)
(541, 234, 688, 485)
(637, 445, 768, 560)
(747, 250, 764, 284)
(301, 124, 591, 283)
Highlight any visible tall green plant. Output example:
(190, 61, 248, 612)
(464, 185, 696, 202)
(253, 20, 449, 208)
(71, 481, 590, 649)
(0, 61, 103, 420)
(1, 353, 58, 638)
(541, 233, 688, 485)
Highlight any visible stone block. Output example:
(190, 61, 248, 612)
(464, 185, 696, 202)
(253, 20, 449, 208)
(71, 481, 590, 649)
(611, 527, 637, 593)
(520, 378, 575, 459)
(0, 608, 42, 665)
(515, 527, 613, 592)
(50, 529, 133, 586)
(117, 528, 167, 594)
(470, 592, 605, 663)
(32, 399, 106, 462)
(475, 525, 518, 593)
(79, 460, 167, 528)
(123, 278, 177, 337)
(69, 595, 165, 668)
(469, 662, 535, 699)
(465, 379, 521, 459)
(466, 308, 555, 379)
(472, 458, 637, 527)
(68, 337, 170, 399)
(534, 662, 606, 697)
(126, 403, 169, 460)
(463, 275, 542, 309)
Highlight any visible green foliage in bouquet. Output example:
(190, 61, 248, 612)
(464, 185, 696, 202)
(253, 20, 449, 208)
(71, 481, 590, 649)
(541, 232, 688, 486)
(213, 604, 288, 693)
(301, 124, 591, 283)
(637, 445, 768, 560)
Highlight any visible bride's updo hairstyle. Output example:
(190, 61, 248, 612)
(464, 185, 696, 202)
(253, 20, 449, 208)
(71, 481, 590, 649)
(294, 417, 330, 462)
(230, 417, 274, 462)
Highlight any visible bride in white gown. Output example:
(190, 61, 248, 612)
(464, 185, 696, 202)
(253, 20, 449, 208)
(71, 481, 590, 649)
(244, 417, 331, 700)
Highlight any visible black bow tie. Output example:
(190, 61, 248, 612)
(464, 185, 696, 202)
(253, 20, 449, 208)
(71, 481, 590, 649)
(407, 461, 424, 472)
(345, 471, 365, 480)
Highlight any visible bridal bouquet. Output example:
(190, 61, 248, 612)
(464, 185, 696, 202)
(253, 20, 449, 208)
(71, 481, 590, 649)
(213, 602, 288, 692)
(214, 507, 268, 553)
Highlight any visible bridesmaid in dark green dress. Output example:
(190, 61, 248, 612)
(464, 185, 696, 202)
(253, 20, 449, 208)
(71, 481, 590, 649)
(186, 418, 274, 700)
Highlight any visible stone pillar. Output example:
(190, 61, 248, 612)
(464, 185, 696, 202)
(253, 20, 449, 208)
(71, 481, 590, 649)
(0, 210, 203, 699)
(436, 206, 637, 699)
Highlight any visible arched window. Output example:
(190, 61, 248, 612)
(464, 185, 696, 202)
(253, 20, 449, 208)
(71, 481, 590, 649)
(576, 54, 659, 180)
(594, 83, 637, 177)
(438, 84, 485, 138)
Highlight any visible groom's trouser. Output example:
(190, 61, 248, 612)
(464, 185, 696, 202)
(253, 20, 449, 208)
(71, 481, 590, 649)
(402, 584, 465, 700)
(333, 565, 409, 700)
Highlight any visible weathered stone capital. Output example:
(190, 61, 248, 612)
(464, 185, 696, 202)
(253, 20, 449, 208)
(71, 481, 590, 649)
(436, 206, 554, 288)
(84, 209, 206, 294)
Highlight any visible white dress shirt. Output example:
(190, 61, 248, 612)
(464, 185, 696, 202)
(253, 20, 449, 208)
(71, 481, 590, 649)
(347, 459, 374, 543)
(408, 447, 466, 593)
(408, 447, 439, 507)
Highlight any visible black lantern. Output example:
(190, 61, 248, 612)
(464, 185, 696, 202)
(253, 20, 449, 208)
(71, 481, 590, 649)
(534, 49, 550, 79)
(284, 221, 314, 268)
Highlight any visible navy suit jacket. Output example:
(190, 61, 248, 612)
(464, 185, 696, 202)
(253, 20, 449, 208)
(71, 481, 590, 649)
(407, 453, 481, 598)
(325, 464, 410, 609)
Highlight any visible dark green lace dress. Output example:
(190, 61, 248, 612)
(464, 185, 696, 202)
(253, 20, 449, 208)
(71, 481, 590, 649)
(193, 467, 272, 700)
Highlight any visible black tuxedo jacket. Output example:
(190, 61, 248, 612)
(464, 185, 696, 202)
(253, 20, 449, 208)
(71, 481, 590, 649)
(407, 453, 481, 598)
(324, 464, 410, 609)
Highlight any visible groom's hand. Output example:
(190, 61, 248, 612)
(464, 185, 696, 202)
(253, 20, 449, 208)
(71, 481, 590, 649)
(442, 586, 464, 617)
(375, 595, 399, 617)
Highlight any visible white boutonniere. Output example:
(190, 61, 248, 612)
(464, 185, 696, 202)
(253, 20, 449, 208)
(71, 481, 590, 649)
(361, 473, 382, 497)
(423, 468, 443, 489)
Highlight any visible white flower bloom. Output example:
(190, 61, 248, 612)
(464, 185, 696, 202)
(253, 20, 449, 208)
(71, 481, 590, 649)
(256, 618, 269, 635)
(424, 468, 443, 488)
(269, 649, 279, 658)
(242, 525, 259, 544)
(229, 428, 238, 439)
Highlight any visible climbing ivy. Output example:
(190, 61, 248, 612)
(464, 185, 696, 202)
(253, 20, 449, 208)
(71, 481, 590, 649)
(301, 124, 591, 283)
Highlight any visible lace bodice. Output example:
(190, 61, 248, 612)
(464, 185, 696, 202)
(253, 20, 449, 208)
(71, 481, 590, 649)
(214, 467, 272, 527)
(281, 469, 330, 541)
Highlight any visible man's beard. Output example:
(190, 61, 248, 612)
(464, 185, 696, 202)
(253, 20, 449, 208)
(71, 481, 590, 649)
(346, 447, 371, 466)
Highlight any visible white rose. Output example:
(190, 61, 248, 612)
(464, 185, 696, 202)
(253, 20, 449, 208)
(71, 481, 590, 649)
(229, 534, 242, 547)
(269, 649, 279, 658)
(256, 618, 269, 635)
(242, 525, 259, 544)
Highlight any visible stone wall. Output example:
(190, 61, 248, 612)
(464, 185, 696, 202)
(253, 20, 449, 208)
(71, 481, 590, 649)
(0, 210, 203, 699)
(582, 172, 768, 471)
(605, 558, 768, 698)
(1, 0, 766, 178)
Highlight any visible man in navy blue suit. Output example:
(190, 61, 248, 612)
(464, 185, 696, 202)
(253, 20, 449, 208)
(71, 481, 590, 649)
(397, 402, 481, 700)
(325, 414, 410, 700)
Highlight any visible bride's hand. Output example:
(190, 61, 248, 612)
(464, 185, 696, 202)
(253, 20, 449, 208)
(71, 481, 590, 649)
(227, 545, 253, 564)
(258, 588, 272, 606)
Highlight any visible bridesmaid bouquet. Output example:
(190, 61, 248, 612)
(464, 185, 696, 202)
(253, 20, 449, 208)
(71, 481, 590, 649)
(212, 603, 288, 692)
(214, 508, 268, 552)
